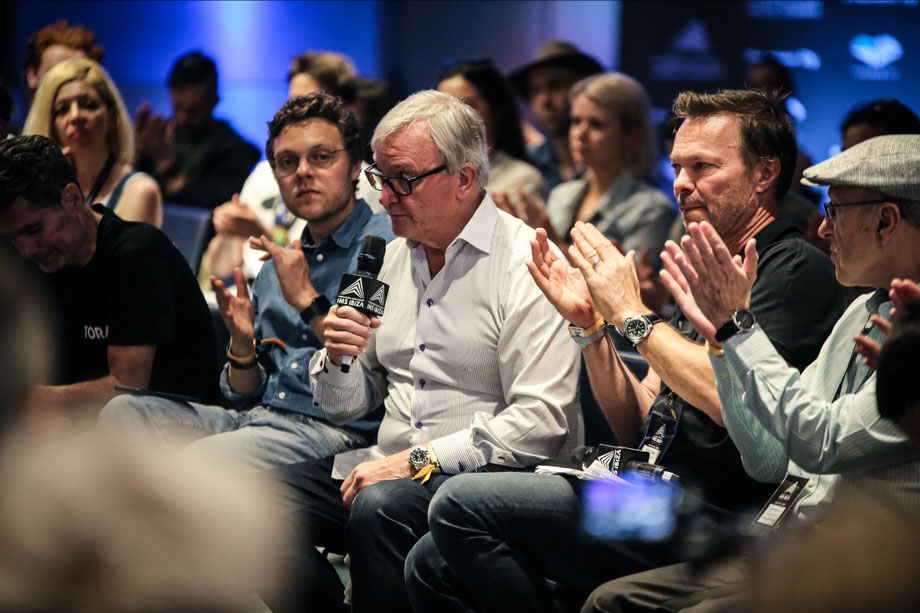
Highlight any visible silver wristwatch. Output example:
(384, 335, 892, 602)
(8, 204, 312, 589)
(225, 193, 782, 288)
(617, 313, 665, 347)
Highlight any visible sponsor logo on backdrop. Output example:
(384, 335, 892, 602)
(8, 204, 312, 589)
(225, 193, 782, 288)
(745, 0, 823, 19)
(849, 34, 903, 80)
(650, 18, 726, 82)
(743, 48, 821, 70)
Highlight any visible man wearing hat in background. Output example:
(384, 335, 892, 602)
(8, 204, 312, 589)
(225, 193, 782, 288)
(581, 134, 920, 612)
(509, 40, 603, 188)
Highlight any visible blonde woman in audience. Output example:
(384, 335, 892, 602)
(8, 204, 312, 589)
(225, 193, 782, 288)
(542, 73, 674, 254)
(24, 58, 161, 226)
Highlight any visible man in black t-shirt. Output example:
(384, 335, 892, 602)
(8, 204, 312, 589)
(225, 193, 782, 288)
(403, 90, 847, 612)
(0, 135, 219, 422)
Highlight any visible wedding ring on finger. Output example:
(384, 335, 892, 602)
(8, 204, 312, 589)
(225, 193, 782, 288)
(591, 256, 601, 269)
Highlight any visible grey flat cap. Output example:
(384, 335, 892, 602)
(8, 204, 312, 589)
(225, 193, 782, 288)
(802, 134, 920, 200)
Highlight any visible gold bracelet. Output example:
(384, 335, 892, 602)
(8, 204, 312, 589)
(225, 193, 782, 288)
(705, 340, 725, 357)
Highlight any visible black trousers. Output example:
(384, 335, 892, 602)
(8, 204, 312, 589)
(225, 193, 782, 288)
(266, 454, 452, 613)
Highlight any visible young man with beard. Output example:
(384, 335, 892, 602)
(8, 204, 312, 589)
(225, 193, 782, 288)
(98, 93, 393, 470)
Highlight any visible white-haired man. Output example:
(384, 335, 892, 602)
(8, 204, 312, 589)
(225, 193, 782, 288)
(267, 90, 581, 613)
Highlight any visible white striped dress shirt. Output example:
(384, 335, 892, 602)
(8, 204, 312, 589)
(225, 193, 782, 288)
(711, 290, 920, 520)
(309, 194, 582, 477)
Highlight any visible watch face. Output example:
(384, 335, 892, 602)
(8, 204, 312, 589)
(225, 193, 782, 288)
(734, 309, 756, 330)
(408, 447, 430, 468)
(624, 317, 650, 343)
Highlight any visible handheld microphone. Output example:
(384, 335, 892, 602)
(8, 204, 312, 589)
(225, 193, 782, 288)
(335, 235, 389, 373)
(572, 445, 680, 484)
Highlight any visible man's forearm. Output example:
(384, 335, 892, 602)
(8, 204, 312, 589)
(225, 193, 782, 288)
(637, 324, 723, 426)
(32, 375, 127, 421)
(227, 337, 263, 395)
(582, 334, 658, 447)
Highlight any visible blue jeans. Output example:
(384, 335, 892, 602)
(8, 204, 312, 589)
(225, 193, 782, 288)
(267, 456, 453, 613)
(97, 395, 370, 472)
(405, 473, 672, 613)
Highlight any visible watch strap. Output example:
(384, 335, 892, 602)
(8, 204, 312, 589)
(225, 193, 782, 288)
(714, 308, 755, 343)
(300, 294, 332, 325)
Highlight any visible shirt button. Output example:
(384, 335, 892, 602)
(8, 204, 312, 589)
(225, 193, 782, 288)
(279, 392, 286, 399)
(419, 379, 426, 388)
(302, 334, 309, 340)
(419, 343, 426, 351)
(426, 298, 434, 307)
(316, 254, 325, 262)
(458, 462, 466, 472)
(414, 421, 423, 429)
(291, 362, 298, 370)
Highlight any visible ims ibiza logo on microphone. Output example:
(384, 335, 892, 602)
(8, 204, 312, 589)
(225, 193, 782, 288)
(336, 275, 388, 316)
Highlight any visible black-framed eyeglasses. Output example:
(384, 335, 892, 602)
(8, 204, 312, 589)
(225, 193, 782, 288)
(824, 199, 889, 222)
(274, 147, 350, 177)
(364, 163, 447, 196)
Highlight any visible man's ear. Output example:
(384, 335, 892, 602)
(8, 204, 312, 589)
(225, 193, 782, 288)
(61, 183, 84, 209)
(877, 202, 901, 245)
(455, 163, 478, 200)
(25, 68, 38, 92)
(350, 160, 362, 183)
(754, 157, 781, 194)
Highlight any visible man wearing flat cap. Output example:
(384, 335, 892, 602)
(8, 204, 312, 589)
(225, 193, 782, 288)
(581, 134, 920, 612)
(509, 40, 603, 188)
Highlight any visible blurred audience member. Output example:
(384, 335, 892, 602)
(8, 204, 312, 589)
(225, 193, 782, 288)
(0, 80, 12, 141)
(0, 135, 219, 424)
(876, 280, 920, 444)
(23, 19, 104, 100)
(0, 244, 54, 432)
(744, 495, 920, 613)
(200, 50, 377, 287)
(355, 77, 401, 165)
(510, 40, 603, 188)
(0, 432, 288, 612)
(135, 51, 260, 209)
(436, 59, 548, 208)
(841, 97, 920, 151)
(287, 51, 358, 102)
(24, 59, 162, 226)
(743, 54, 817, 228)
(543, 73, 674, 264)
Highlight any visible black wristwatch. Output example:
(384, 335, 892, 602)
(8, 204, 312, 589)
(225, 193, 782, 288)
(300, 294, 332, 325)
(714, 308, 756, 343)
(614, 313, 665, 347)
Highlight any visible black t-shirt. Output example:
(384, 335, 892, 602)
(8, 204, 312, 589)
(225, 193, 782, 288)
(653, 219, 847, 513)
(46, 205, 220, 403)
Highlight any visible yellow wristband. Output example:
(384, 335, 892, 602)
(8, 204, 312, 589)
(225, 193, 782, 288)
(580, 319, 607, 337)
(411, 444, 442, 484)
(705, 340, 725, 357)
(227, 339, 257, 365)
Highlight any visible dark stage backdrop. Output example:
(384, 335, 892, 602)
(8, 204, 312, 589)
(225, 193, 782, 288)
(620, 0, 920, 177)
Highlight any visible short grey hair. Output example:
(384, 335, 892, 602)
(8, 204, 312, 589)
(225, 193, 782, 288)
(372, 89, 490, 189)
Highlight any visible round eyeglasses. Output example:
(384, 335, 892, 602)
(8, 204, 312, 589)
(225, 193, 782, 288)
(273, 147, 349, 177)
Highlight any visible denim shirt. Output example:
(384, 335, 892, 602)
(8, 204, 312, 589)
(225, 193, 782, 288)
(220, 200, 394, 436)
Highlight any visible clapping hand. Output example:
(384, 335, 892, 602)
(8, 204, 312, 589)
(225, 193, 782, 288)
(659, 221, 757, 345)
